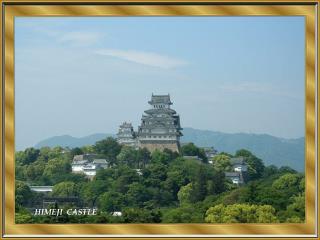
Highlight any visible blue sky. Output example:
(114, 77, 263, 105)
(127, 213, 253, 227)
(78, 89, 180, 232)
(15, 17, 305, 150)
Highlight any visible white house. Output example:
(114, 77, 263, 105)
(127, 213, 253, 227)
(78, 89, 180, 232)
(71, 160, 89, 172)
(225, 172, 243, 185)
(203, 147, 218, 158)
(93, 159, 109, 169)
(82, 163, 97, 176)
(71, 154, 108, 178)
(230, 157, 248, 172)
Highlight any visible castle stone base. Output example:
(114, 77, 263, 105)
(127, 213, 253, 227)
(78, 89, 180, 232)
(139, 141, 179, 153)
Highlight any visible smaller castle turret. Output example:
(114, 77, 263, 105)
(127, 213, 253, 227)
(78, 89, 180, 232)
(116, 122, 137, 147)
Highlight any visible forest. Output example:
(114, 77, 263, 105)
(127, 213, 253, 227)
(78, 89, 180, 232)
(15, 137, 305, 223)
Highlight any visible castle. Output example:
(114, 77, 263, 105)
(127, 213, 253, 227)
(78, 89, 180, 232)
(117, 94, 183, 152)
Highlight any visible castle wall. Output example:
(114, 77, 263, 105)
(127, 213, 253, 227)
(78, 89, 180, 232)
(139, 142, 179, 153)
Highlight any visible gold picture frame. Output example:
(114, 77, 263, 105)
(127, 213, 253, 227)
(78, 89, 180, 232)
(0, 1, 318, 239)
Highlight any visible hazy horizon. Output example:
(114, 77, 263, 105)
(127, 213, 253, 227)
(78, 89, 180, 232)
(15, 17, 305, 150)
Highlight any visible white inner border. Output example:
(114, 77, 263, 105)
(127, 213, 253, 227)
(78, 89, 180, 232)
(5, 7, 319, 239)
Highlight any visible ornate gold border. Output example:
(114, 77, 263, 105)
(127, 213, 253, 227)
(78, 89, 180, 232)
(0, 1, 317, 238)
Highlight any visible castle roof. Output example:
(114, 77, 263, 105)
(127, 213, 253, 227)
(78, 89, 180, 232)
(120, 122, 133, 128)
(144, 108, 176, 115)
(148, 94, 172, 105)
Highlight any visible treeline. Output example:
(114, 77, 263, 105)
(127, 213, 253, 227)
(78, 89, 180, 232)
(15, 138, 304, 223)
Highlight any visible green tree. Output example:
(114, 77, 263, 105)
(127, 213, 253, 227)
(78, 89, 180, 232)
(272, 173, 301, 190)
(235, 149, 265, 181)
(122, 208, 161, 223)
(279, 166, 297, 174)
(191, 165, 207, 202)
(114, 166, 140, 193)
(15, 181, 34, 209)
(52, 181, 78, 197)
(15, 212, 34, 223)
(70, 147, 83, 158)
(177, 183, 193, 205)
(205, 203, 278, 223)
(181, 143, 207, 163)
(136, 148, 151, 168)
(262, 165, 279, 178)
(81, 180, 108, 207)
(43, 158, 71, 184)
(151, 150, 171, 165)
(207, 170, 227, 195)
(283, 194, 305, 222)
(143, 163, 167, 188)
(212, 154, 232, 171)
(81, 145, 95, 154)
(16, 148, 40, 165)
(163, 168, 188, 199)
(116, 146, 137, 167)
(98, 191, 125, 212)
(126, 183, 151, 207)
(94, 137, 122, 165)
(162, 205, 203, 223)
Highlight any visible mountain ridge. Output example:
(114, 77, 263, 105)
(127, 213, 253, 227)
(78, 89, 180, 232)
(34, 128, 305, 171)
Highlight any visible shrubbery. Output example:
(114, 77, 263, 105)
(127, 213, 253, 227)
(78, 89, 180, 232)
(15, 138, 305, 223)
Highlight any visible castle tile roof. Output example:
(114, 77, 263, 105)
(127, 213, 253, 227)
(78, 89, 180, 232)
(148, 94, 172, 105)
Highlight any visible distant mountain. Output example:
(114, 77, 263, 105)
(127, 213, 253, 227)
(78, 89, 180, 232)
(181, 128, 304, 172)
(34, 128, 304, 171)
(35, 133, 115, 149)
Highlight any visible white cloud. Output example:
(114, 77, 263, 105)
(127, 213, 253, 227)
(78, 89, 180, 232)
(95, 49, 188, 69)
(57, 31, 102, 46)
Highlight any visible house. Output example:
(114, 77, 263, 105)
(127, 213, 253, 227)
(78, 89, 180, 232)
(71, 160, 89, 173)
(225, 172, 244, 185)
(93, 159, 109, 169)
(203, 147, 218, 158)
(230, 157, 248, 172)
(71, 154, 108, 178)
(73, 153, 99, 162)
(82, 163, 97, 177)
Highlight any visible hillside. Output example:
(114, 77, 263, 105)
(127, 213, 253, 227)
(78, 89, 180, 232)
(34, 128, 304, 171)
(181, 128, 304, 172)
(35, 133, 114, 149)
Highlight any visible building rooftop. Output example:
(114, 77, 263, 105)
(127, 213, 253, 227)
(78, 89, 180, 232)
(73, 154, 99, 162)
(72, 160, 89, 165)
(93, 159, 108, 164)
(119, 122, 133, 128)
(225, 172, 241, 177)
(73, 155, 84, 161)
(144, 108, 176, 115)
(148, 94, 172, 105)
